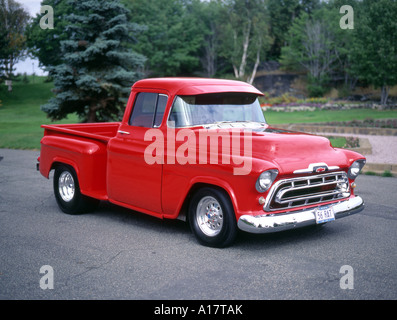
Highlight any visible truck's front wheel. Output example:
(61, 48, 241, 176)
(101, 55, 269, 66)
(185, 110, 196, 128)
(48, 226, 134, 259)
(54, 164, 99, 214)
(188, 187, 237, 248)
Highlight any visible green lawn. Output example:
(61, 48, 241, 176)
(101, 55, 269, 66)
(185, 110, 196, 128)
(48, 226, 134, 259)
(327, 137, 347, 148)
(0, 77, 78, 150)
(1, 78, 396, 150)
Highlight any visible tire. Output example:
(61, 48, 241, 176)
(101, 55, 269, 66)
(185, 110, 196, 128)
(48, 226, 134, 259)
(188, 187, 237, 248)
(53, 164, 99, 215)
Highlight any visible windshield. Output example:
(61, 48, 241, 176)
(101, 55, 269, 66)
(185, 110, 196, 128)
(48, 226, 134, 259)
(168, 93, 266, 128)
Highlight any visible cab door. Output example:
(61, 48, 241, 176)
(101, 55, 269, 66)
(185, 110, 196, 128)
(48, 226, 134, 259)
(107, 91, 168, 216)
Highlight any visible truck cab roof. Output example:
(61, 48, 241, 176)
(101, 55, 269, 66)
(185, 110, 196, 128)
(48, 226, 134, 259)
(131, 77, 264, 96)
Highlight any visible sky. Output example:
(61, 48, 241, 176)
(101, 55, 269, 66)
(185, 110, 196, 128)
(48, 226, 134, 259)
(14, 0, 47, 76)
(20, 0, 41, 15)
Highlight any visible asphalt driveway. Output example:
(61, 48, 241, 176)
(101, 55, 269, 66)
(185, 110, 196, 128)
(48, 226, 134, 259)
(0, 148, 396, 301)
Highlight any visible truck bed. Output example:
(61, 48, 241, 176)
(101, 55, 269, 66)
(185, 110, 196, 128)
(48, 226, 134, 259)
(39, 122, 121, 201)
(41, 122, 121, 142)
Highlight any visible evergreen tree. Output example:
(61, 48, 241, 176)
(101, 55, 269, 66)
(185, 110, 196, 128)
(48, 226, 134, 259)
(41, 0, 146, 122)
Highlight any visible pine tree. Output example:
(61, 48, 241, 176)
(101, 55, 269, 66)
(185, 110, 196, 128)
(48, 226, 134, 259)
(41, 0, 146, 122)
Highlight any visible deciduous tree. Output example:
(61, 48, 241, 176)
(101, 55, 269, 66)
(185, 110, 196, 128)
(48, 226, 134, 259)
(188, 0, 224, 77)
(26, 0, 73, 69)
(219, 0, 272, 84)
(124, 0, 203, 77)
(349, 0, 397, 105)
(0, 0, 30, 90)
(267, 0, 320, 60)
(280, 7, 345, 96)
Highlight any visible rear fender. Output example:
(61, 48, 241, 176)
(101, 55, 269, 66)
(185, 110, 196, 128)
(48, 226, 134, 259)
(39, 135, 108, 200)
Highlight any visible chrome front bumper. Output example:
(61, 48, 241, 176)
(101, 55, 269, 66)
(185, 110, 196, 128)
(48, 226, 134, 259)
(237, 196, 364, 234)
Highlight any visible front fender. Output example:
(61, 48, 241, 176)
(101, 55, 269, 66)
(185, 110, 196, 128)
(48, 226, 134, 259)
(161, 158, 279, 220)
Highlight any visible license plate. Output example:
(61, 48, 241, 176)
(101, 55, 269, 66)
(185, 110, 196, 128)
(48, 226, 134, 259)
(315, 205, 335, 224)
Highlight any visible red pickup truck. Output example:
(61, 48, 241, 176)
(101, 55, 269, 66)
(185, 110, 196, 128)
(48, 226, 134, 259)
(38, 78, 366, 247)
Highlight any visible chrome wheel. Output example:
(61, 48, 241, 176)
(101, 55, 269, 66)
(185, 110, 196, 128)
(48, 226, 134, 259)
(189, 187, 237, 247)
(54, 165, 99, 215)
(196, 196, 223, 237)
(58, 171, 75, 202)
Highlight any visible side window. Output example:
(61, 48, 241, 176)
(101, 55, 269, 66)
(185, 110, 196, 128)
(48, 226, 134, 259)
(129, 92, 168, 127)
(154, 94, 167, 127)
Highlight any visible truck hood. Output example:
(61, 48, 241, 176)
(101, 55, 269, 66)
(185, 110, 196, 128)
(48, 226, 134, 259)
(193, 125, 350, 174)
(249, 127, 348, 174)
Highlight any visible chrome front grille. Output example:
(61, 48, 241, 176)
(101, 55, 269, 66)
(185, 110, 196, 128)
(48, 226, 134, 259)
(264, 172, 350, 212)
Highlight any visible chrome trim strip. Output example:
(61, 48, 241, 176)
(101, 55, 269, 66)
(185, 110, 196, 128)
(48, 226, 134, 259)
(293, 163, 340, 174)
(237, 196, 364, 234)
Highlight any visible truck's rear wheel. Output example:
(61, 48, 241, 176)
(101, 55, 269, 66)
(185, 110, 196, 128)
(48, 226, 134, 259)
(54, 164, 99, 215)
(188, 187, 237, 248)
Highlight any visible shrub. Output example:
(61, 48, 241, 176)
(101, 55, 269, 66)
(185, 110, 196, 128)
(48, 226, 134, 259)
(307, 83, 327, 98)
(382, 170, 393, 177)
(345, 137, 360, 148)
(307, 75, 330, 98)
(260, 93, 299, 106)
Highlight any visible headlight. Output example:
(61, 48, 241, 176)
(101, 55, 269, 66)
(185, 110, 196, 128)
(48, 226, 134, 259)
(348, 160, 366, 180)
(256, 169, 278, 193)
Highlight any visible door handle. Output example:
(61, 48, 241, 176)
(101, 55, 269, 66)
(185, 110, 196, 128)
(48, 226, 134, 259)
(118, 130, 130, 135)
